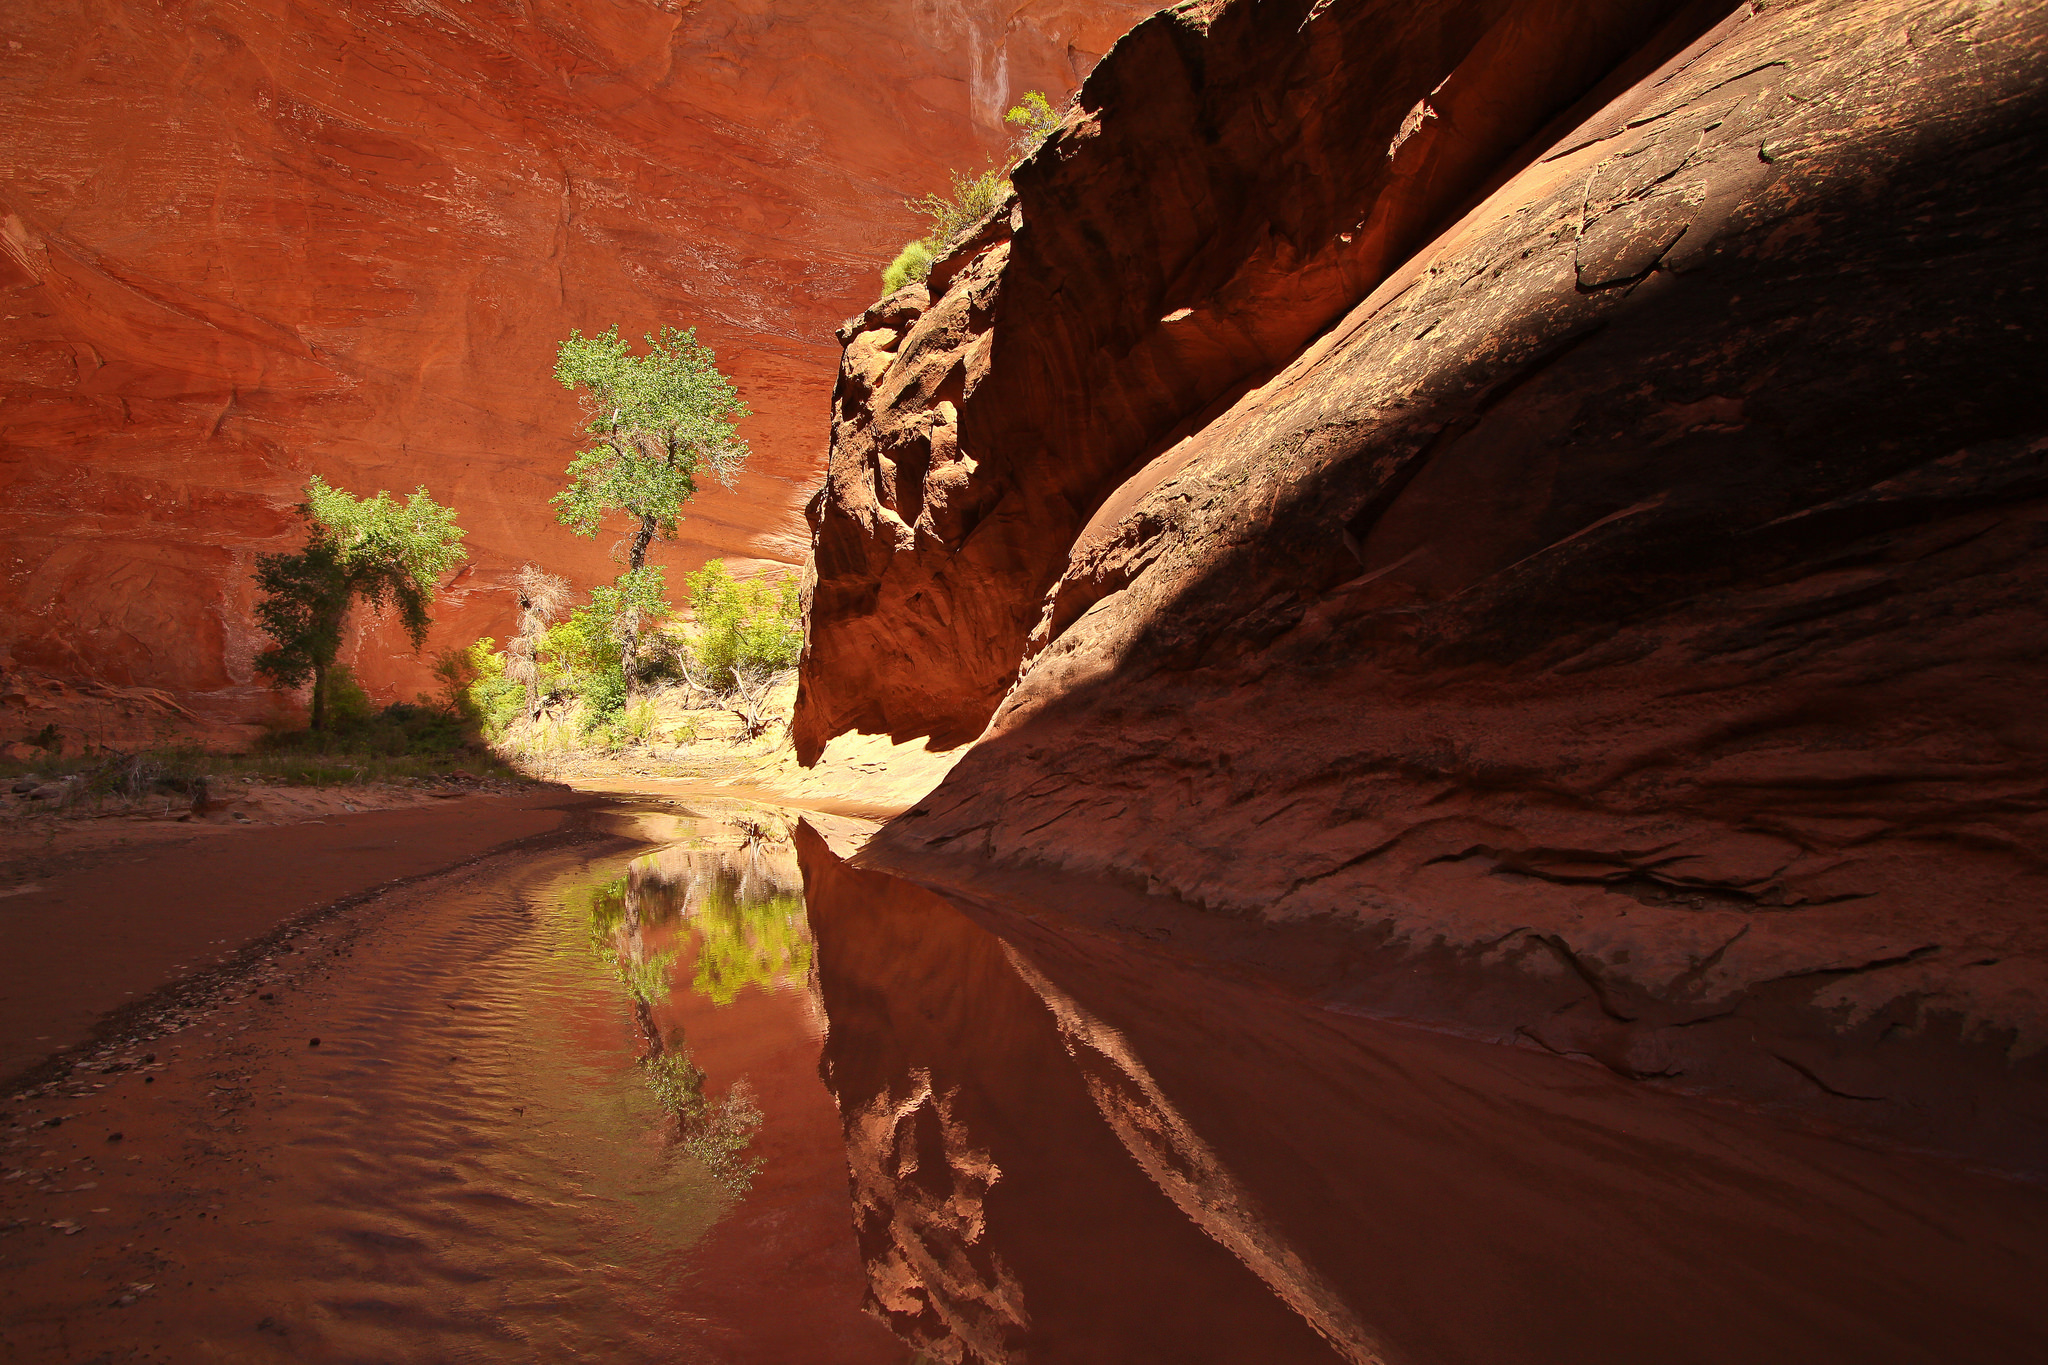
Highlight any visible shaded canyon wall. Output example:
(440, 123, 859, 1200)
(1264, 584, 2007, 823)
(799, 0, 2048, 1174)
(0, 0, 1155, 715)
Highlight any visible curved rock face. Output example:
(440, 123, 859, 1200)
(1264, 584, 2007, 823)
(805, 0, 2048, 1172)
(796, 0, 1719, 752)
(0, 0, 1153, 711)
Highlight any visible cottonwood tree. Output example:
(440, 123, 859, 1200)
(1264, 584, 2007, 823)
(552, 325, 749, 689)
(253, 477, 467, 730)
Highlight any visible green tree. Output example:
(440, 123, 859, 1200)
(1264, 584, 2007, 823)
(553, 324, 748, 687)
(252, 477, 467, 731)
(553, 325, 749, 569)
(682, 560, 801, 693)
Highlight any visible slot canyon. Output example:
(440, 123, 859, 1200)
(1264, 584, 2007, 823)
(3, 0, 2045, 1362)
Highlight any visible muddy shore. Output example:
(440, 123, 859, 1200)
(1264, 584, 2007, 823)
(0, 786, 602, 1090)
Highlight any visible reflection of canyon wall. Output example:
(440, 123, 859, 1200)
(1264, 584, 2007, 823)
(0, 0, 1153, 711)
(800, 0, 2048, 1167)
(797, 823, 2048, 1365)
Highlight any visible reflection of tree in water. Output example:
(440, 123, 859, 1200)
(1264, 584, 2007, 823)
(578, 869, 764, 1192)
(690, 866, 814, 1006)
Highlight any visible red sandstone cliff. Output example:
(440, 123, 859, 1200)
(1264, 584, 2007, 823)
(800, 0, 2048, 1175)
(0, 0, 1154, 715)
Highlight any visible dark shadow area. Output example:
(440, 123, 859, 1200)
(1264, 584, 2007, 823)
(799, 822, 2048, 1365)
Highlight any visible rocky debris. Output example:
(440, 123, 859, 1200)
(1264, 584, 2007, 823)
(808, 0, 2048, 1175)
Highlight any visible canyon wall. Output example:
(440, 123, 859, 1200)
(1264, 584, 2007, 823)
(801, 0, 2048, 1174)
(0, 0, 1154, 716)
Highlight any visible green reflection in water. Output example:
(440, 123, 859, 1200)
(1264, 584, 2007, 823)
(573, 865, 764, 1193)
(689, 869, 814, 1006)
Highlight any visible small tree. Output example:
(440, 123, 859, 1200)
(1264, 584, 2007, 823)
(553, 324, 749, 688)
(253, 477, 467, 730)
(1005, 90, 1061, 160)
(506, 563, 570, 721)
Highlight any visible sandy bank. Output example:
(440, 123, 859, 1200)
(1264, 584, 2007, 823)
(0, 786, 600, 1088)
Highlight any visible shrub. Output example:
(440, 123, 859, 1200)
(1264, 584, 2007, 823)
(1005, 89, 1060, 160)
(578, 666, 628, 739)
(907, 166, 1009, 251)
(881, 239, 937, 294)
(877, 93, 1058, 298)
(323, 665, 375, 727)
(683, 561, 802, 693)
(435, 638, 525, 738)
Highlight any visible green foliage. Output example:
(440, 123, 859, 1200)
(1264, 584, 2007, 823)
(529, 566, 675, 742)
(552, 326, 750, 559)
(251, 533, 349, 694)
(589, 565, 671, 643)
(690, 880, 813, 1006)
(304, 475, 468, 593)
(541, 604, 621, 682)
(619, 698, 660, 746)
(906, 166, 1009, 252)
(683, 560, 802, 692)
(321, 664, 375, 727)
(1004, 89, 1061, 160)
(252, 478, 466, 730)
(435, 638, 525, 738)
(579, 667, 629, 740)
(881, 239, 937, 294)
(879, 92, 1058, 297)
(259, 694, 472, 760)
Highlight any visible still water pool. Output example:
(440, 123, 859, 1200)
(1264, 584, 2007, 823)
(4, 796, 2045, 1365)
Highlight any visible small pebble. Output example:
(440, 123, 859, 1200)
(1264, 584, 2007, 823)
(308, 1038, 321, 1048)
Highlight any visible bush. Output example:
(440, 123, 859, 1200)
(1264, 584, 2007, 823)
(259, 696, 472, 760)
(881, 239, 937, 294)
(1005, 89, 1060, 160)
(323, 665, 375, 727)
(908, 166, 1008, 251)
(877, 93, 1058, 298)
(578, 666, 628, 738)
(683, 561, 801, 692)
(436, 638, 525, 738)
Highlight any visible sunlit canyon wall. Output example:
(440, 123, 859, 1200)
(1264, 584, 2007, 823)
(800, 0, 2048, 1173)
(0, 0, 1155, 713)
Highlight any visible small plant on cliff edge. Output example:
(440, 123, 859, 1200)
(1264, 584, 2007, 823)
(878, 91, 1064, 296)
(252, 478, 467, 730)
(553, 325, 749, 692)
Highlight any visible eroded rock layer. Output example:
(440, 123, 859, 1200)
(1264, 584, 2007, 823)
(0, 0, 1153, 711)
(804, 0, 2048, 1173)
